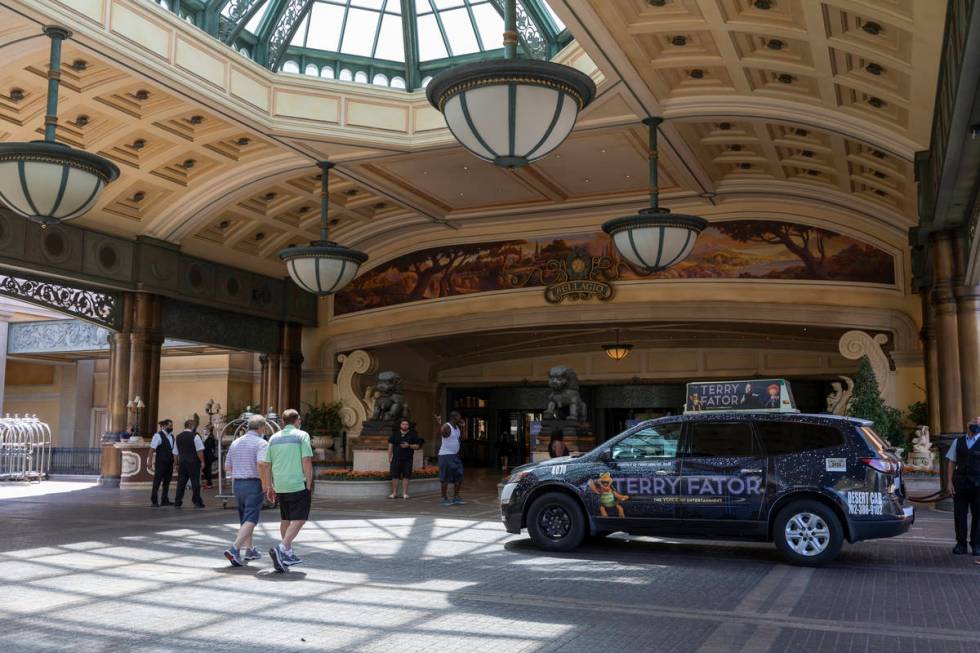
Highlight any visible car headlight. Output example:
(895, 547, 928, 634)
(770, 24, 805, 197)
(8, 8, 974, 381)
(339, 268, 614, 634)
(508, 470, 530, 483)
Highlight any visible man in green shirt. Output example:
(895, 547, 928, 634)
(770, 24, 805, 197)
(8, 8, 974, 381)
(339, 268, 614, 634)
(259, 408, 313, 572)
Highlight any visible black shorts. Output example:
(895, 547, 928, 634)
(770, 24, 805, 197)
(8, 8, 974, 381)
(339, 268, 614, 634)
(390, 457, 413, 479)
(278, 488, 311, 521)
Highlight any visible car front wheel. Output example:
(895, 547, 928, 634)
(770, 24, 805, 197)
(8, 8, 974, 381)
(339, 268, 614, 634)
(526, 492, 586, 552)
(773, 500, 843, 566)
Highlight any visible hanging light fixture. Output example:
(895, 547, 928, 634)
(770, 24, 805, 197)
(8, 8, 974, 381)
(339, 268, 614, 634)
(279, 161, 368, 296)
(426, 0, 596, 168)
(602, 329, 634, 361)
(603, 117, 708, 271)
(0, 27, 119, 226)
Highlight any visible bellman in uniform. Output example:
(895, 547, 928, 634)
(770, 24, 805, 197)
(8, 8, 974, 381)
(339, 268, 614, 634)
(174, 419, 206, 508)
(149, 419, 176, 507)
(945, 418, 980, 555)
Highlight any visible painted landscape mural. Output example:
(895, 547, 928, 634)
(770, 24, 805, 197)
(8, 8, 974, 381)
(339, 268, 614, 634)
(333, 220, 896, 315)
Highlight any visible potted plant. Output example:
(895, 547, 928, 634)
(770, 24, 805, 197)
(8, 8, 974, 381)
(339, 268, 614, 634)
(303, 399, 343, 452)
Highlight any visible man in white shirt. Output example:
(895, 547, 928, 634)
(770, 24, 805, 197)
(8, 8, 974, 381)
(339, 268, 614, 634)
(148, 419, 175, 507)
(174, 419, 206, 508)
(434, 411, 466, 507)
(946, 417, 980, 555)
(223, 414, 269, 566)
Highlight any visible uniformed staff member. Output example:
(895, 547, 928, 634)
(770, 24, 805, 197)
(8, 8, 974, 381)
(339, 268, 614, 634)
(946, 417, 980, 556)
(174, 419, 206, 508)
(149, 419, 175, 507)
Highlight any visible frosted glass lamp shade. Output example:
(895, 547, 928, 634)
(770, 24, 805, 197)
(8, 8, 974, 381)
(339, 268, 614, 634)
(280, 242, 368, 296)
(0, 142, 119, 225)
(427, 59, 595, 168)
(603, 210, 708, 272)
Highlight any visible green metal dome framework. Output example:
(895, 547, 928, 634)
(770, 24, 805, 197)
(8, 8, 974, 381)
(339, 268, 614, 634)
(153, 0, 571, 91)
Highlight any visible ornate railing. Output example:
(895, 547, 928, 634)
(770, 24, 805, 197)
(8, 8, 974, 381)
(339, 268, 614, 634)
(0, 273, 120, 330)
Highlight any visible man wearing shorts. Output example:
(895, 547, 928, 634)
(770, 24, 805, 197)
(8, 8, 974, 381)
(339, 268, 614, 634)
(260, 408, 313, 572)
(388, 419, 423, 499)
(223, 414, 269, 566)
(435, 411, 466, 507)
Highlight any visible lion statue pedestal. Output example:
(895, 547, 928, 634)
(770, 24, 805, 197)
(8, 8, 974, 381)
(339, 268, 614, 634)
(353, 370, 411, 472)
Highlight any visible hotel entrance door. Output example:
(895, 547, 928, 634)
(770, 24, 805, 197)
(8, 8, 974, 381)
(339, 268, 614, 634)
(500, 411, 544, 467)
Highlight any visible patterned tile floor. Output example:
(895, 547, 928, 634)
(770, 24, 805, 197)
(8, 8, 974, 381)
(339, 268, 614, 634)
(0, 477, 977, 653)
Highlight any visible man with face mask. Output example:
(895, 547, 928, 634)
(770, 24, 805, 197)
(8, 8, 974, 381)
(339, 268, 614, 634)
(946, 418, 980, 555)
(149, 419, 176, 507)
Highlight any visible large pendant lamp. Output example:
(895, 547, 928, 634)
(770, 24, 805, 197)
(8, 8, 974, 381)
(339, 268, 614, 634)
(426, 0, 596, 168)
(279, 162, 368, 296)
(0, 27, 119, 226)
(602, 329, 633, 361)
(603, 117, 708, 271)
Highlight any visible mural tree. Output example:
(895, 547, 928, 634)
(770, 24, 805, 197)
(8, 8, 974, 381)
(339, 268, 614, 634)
(715, 221, 835, 279)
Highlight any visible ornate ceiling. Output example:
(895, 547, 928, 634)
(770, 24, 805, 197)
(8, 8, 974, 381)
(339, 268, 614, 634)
(0, 0, 945, 282)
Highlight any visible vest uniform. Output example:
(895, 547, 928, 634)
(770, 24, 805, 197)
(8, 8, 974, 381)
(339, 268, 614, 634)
(952, 435, 980, 548)
(174, 429, 204, 507)
(150, 431, 174, 506)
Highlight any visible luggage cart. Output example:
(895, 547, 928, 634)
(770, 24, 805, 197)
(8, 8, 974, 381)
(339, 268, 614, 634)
(0, 414, 52, 482)
(215, 407, 282, 509)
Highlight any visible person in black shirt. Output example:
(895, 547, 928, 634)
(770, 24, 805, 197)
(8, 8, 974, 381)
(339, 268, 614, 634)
(174, 419, 206, 508)
(388, 419, 423, 499)
(149, 419, 175, 507)
(202, 427, 217, 489)
(548, 429, 569, 459)
(497, 431, 512, 473)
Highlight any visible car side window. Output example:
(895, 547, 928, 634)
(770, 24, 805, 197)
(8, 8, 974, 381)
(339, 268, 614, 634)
(755, 421, 844, 455)
(688, 421, 756, 457)
(611, 423, 682, 461)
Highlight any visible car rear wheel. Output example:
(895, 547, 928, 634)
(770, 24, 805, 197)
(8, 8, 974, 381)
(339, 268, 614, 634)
(527, 492, 586, 552)
(773, 500, 843, 566)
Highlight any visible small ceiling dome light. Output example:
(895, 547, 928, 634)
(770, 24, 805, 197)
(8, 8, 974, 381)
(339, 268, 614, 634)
(603, 118, 708, 272)
(603, 330, 634, 361)
(279, 161, 367, 296)
(426, 0, 595, 169)
(0, 27, 119, 226)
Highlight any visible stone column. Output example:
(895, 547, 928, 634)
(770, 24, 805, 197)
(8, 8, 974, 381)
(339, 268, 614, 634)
(260, 352, 281, 413)
(955, 284, 980, 424)
(127, 293, 162, 438)
(931, 231, 963, 434)
(0, 310, 9, 415)
(920, 292, 942, 436)
(278, 322, 304, 413)
(107, 293, 134, 434)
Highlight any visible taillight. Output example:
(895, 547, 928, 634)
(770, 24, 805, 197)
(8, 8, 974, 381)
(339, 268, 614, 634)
(861, 457, 899, 474)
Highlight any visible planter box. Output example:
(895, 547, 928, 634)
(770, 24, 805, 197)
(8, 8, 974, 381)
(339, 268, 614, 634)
(313, 477, 442, 499)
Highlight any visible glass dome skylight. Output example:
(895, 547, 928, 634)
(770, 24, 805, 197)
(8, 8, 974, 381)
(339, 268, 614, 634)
(156, 0, 570, 90)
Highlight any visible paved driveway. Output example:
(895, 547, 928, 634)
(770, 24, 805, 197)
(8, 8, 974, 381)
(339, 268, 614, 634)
(0, 481, 977, 653)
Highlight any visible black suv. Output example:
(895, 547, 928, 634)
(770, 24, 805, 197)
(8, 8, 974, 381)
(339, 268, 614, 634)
(500, 412, 914, 565)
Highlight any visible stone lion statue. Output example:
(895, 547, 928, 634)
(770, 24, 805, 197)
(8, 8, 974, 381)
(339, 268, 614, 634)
(826, 376, 854, 415)
(545, 365, 588, 421)
(369, 371, 408, 422)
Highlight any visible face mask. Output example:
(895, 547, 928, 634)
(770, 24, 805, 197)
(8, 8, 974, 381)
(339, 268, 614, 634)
(969, 424, 979, 435)
(165, 428, 173, 434)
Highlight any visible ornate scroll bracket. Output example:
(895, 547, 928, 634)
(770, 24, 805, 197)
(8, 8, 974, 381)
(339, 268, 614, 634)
(335, 349, 377, 438)
(839, 330, 897, 407)
(0, 271, 120, 330)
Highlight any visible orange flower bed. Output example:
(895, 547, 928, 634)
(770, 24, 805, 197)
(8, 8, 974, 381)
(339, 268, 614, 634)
(318, 466, 440, 481)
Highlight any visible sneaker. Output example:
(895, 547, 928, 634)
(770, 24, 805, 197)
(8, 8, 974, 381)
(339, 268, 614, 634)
(160, 500, 173, 506)
(953, 544, 968, 555)
(224, 547, 243, 567)
(244, 548, 262, 561)
(402, 494, 409, 500)
(269, 546, 287, 572)
(283, 550, 302, 566)
(452, 496, 466, 505)
(151, 501, 159, 508)
(440, 498, 452, 507)
(388, 493, 397, 499)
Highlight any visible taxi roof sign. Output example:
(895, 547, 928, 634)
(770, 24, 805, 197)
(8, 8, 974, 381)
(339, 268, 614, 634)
(685, 379, 797, 414)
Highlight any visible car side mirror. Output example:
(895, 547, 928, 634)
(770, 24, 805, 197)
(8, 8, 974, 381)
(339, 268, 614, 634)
(598, 450, 613, 463)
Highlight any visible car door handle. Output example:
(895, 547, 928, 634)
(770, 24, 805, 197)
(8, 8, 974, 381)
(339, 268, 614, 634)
(740, 468, 763, 474)
(655, 470, 672, 475)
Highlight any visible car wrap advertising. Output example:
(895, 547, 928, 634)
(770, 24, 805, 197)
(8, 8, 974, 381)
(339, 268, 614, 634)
(685, 379, 796, 413)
